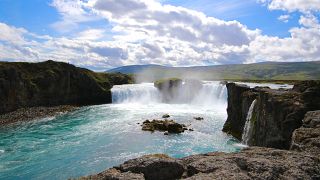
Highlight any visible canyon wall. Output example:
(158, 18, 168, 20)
(290, 110, 320, 155)
(223, 81, 320, 149)
(222, 83, 258, 139)
(0, 60, 132, 114)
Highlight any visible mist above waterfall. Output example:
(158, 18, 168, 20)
(133, 67, 222, 83)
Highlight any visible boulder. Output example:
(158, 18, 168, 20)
(162, 114, 170, 118)
(194, 117, 204, 121)
(291, 110, 320, 155)
(142, 119, 186, 134)
(117, 154, 185, 180)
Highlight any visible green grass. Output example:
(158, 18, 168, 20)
(114, 61, 320, 82)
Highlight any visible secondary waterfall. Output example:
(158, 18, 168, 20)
(111, 81, 227, 106)
(242, 99, 257, 145)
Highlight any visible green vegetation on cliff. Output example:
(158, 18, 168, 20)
(0, 60, 133, 114)
(154, 78, 182, 89)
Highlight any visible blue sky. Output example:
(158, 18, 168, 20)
(0, 0, 301, 37)
(0, 0, 319, 70)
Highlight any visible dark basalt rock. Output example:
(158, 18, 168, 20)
(142, 119, 186, 134)
(222, 83, 258, 139)
(291, 110, 320, 155)
(0, 60, 133, 116)
(162, 114, 170, 118)
(80, 168, 144, 180)
(116, 154, 185, 180)
(194, 117, 204, 121)
(223, 81, 320, 149)
(82, 147, 320, 180)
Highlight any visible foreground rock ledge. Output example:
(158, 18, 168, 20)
(80, 147, 320, 180)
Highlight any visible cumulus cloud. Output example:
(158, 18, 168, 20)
(0, 23, 27, 44)
(51, 0, 99, 33)
(278, 15, 290, 23)
(299, 14, 320, 28)
(259, 0, 320, 13)
(0, 0, 320, 69)
(76, 29, 106, 40)
(251, 0, 320, 63)
(88, 0, 258, 46)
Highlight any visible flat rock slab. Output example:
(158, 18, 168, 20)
(81, 147, 320, 180)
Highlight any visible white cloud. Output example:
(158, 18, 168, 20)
(51, 0, 99, 33)
(0, 23, 27, 44)
(1, 0, 320, 69)
(278, 15, 290, 23)
(299, 14, 320, 28)
(76, 29, 106, 40)
(87, 0, 259, 46)
(260, 0, 320, 13)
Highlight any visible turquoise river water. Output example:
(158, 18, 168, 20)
(0, 81, 291, 179)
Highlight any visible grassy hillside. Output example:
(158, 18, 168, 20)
(107, 61, 320, 82)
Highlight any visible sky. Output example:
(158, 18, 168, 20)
(0, 0, 319, 70)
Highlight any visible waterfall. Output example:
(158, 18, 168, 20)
(191, 81, 227, 106)
(111, 81, 227, 106)
(242, 99, 257, 145)
(111, 83, 161, 104)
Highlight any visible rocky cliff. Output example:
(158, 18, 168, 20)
(222, 83, 258, 139)
(290, 110, 320, 155)
(223, 81, 320, 149)
(0, 60, 132, 115)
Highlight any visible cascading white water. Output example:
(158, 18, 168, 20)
(111, 83, 161, 104)
(111, 81, 227, 106)
(191, 81, 227, 106)
(242, 99, 257, 145)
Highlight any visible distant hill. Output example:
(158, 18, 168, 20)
(107, 64, 166, 74)
(107, 61, 320, 82)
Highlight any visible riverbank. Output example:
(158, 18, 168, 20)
(0, 105, 78, 126)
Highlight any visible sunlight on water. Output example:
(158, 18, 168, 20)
(0, 81, 241, 179)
